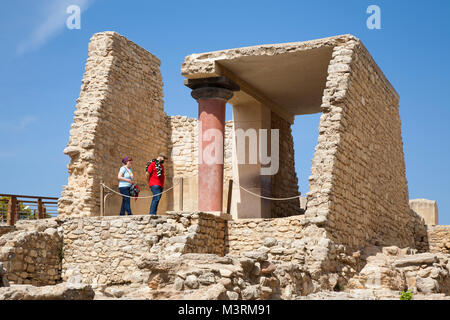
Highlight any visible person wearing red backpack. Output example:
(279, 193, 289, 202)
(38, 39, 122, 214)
(146, 153, 168, 215)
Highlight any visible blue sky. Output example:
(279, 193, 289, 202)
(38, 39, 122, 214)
(0, 0, 449, 224)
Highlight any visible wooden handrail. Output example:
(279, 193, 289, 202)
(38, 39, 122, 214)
(14, 200, 58, 205)
(0, 193, 59, 226)
(0, 193, 58, 200)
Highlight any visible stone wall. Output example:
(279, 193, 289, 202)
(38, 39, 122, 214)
(168, 116, 199, 178)
(270, 111, 301, 217)
(0, 219, 62, 286)
(60, 213, 346, 296)
(58, 31, 425, 254)
(410, 199, 439, 226)
(427, 226, 450, 254)
(61, 213, 226, 285)
(57, 211, 357, 293)
(227, 216, 303, 263)
(410, 209, 429, 253)
(0, 226, 15, 237)
(59, 31, 303, 218)
(59, 31, 169, 217)
(347, 246, 450, 295)
(306, 36, 413, 249)
(2, 215, 450, 298)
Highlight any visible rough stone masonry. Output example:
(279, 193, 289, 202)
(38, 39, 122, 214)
(1, 216, 450, 299)
(181, 33, 415, 248)
(58, 31, 300, 219)
(60, 31, 412, 243)
(42, 31, 450, 299)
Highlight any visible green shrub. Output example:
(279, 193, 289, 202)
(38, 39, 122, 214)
(400, 290, 413, 300)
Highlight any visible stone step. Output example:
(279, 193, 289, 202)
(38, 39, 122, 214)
(392, 253, 438, 268)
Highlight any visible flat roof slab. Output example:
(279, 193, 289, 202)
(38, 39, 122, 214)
(182, 34, 357, 119)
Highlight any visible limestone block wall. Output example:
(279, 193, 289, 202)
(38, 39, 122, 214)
(0, 226, 15, 237)
(167, 116, 198, 211)
(306, 37, 413, 249)
(410, 209, 429, 253)
(270, 111, 300, 217)
(410, 199, 439, 226)
(61, 213, 226, 285)
(225, 213, 364, 291)
(58, 31, 423, 257)
(59, 31, 169, 217)
(427, 226, 450, 254)
(226, 216, 304, 263)
(179, 34, 423, 250)
(59, 31, 301, 218)
(168, 116, 199, 178)
(0, 222, 62, 286)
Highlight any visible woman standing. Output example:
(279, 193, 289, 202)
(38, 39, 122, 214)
(118, 156, 134, 216)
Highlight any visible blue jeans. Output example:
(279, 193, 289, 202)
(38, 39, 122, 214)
(149, 185, 163, 215)
(119, 186, 132, 216)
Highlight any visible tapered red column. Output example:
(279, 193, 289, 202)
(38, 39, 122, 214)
(198, 98, 225, 212)
(185, 77, 239, 213)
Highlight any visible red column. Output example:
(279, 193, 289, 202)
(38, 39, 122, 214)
(198, 98, 226, 212)
(185, 77, 239, 213)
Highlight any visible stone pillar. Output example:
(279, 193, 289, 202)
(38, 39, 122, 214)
(230, 102, 272, 219)
(410, 199, 439, 226)
(185, 77, 239, 213)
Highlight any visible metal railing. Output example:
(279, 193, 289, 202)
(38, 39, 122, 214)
(0, 193, 59, 226)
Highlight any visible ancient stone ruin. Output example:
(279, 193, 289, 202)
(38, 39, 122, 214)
(1, 32, 450, 300)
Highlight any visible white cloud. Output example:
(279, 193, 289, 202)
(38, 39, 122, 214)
(17, 0, 93, 55)
(0, 116, 37, 131)
(16, 116, 37, 130)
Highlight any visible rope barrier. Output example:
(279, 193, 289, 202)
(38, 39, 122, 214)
(238, 184, 302, 201)
(101, 178, 301, 201)
(101, 181, 179, 199)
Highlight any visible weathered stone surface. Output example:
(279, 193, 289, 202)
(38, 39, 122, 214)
(308, 38, 413, 250)
(241, 285, 259, 300)
(243, 251, 268, 262)
(0, 262, 9, 287)
(416, 277, 439, 294)
(0, 222, 63, 286)
(263, 238, 278, 248)
(295, 289, 450, 300)
(226, 290, 239, 300)
(173, 277, 184, 291)
(347, 246, 450, 296)
(195, 283, 227, 300)
(393, 253, 437, 268)
(184, 275, 199, 289)
(62, 213, 226, 285)
(427, 225, 450, 254)
(260, 261, 276, 275)
(58, 31, 167, 218)
(0, 283, 94, 300)
(410, 199, 438, 226)
(0, 226, 15, 237)
(49, 31, 449, 301)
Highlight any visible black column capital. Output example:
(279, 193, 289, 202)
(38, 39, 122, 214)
(184, 76, 240, 101)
